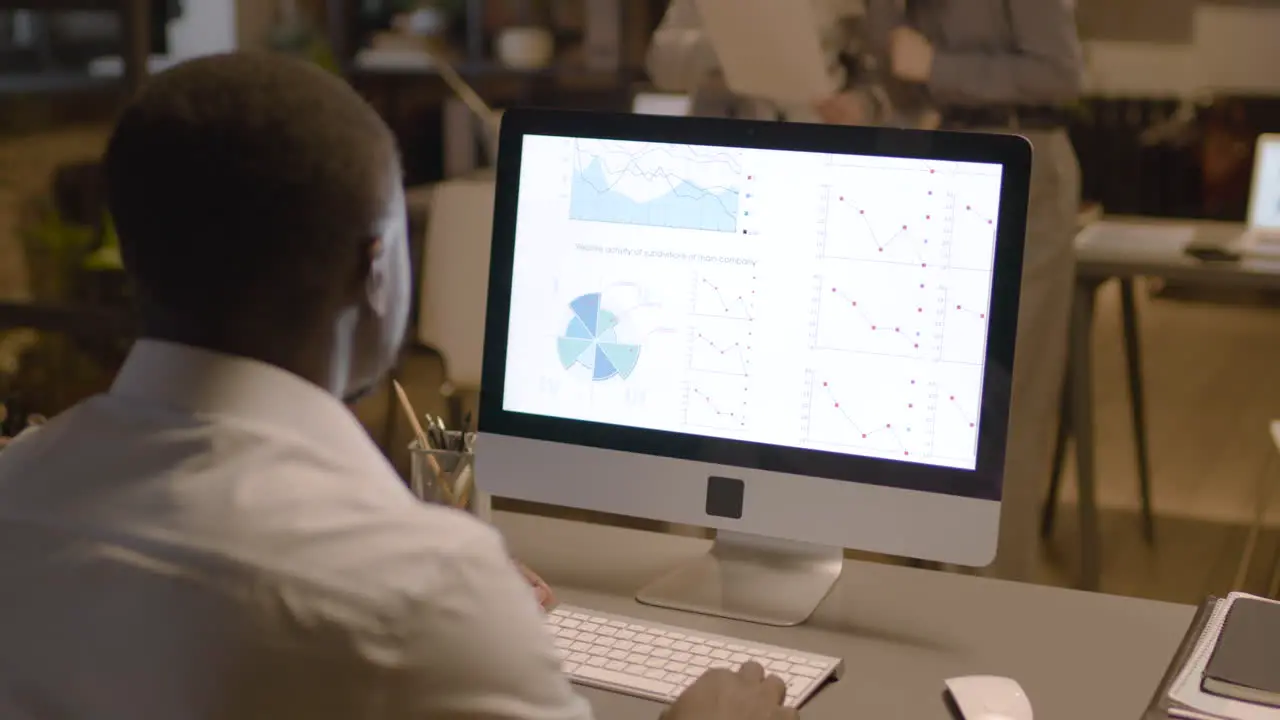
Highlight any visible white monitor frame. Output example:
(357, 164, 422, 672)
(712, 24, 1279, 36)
(477, 110, 1031, 625)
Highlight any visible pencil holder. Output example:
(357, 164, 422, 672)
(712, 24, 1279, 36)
(408, 432, 490, 521)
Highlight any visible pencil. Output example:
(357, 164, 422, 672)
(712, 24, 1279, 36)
(393, 381, 455, 504)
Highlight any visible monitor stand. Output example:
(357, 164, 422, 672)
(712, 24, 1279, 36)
(635, 530, 843, 627)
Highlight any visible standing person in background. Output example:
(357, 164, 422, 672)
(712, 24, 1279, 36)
(646, 0, 1083, 582)
(646, 0, 891, 125)
(867, 0, 1084, 582)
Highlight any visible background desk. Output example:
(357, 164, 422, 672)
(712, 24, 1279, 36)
(496, 512, 1194, 720)
(1045, 219, 1280, 591)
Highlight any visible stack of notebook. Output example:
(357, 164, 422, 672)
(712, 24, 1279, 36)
(1147, 593, 1280, 720)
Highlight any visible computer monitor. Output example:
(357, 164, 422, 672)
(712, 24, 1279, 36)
(631, 91, 692, 117)
(1247, 133, 1280, 231)
(478, 109, 1031, 626)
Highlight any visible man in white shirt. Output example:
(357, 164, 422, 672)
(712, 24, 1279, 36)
(0, 53, 793, 720)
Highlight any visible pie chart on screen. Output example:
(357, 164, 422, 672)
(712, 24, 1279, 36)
(557, 292, 642, 381)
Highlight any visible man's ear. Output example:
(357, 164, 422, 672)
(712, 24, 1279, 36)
(361, 236, 388, 314)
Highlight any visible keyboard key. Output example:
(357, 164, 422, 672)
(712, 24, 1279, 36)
(577, 665, 676, 698)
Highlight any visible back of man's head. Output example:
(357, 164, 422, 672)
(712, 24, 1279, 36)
(104, 52, 399, 339)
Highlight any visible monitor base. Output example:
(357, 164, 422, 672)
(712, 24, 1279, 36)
(635, 530, 843, 627)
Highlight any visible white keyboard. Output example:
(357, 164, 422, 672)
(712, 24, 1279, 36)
(546, 604, 842, 708)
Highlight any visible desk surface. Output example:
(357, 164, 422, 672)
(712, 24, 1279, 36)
(495, 512, 1194, 720)
(1076, 217, 1280, 288)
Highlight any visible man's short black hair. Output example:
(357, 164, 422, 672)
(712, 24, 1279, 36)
(105, 52, 398, 331)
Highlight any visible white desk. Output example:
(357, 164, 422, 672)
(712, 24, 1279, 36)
(496, 511, 1195, 720)
(1044, 219, 1280, 591)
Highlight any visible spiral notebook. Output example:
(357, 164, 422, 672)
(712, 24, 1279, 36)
(1154, 593, 1280, 720)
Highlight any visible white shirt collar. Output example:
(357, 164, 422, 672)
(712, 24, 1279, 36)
(110, 339, 378, 462)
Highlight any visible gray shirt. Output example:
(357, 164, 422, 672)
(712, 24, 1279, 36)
(865, 0, 1083, 107)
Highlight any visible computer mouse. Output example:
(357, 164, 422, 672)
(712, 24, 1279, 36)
(943, 675, 1033, 720)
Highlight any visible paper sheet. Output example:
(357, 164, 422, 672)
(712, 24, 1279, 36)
(1169, 593, 1280, 720)
(1074, 222, 1196, 255)
(694, 0, 840, 106)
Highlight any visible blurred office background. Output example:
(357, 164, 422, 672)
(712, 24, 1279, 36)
(2, 0, 1280, 604)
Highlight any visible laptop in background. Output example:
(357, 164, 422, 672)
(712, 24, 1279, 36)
(1241, 133, 1280, 258)
(630, 91, 692, 116)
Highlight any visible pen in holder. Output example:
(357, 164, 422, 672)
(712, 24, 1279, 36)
(409, 432, 490, 520)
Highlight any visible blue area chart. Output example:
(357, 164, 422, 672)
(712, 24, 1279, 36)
(569, 158, 739, 233)
(557, 292, 643, 381)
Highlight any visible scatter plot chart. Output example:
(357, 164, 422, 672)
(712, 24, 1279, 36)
(689, 319, 752, 377)
(938, 271, 993, 365)
(802, 362, 936, 461)
(809, 268, 945, 360)
(692, 270, 755, 321)
(931, 362, 984, 462)
(820, 190, 953, 267)
(684, 372, 750, 431)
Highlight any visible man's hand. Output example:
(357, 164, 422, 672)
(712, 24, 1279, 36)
(814, 91, 867, 126)
(888, 25, 935, 83)
(665, 662, 797, 720)
(514, 561, 555, 611)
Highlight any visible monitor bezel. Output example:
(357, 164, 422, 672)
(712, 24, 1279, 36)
(480, 108, 1030, 503)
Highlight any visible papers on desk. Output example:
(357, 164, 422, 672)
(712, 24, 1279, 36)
(1165, 593, 1280, 720)
(693, 0, 841, 106)
(1075, 222, 1197, 257)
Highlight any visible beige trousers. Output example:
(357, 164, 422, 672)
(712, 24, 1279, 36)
(984, 128, 1081, 582)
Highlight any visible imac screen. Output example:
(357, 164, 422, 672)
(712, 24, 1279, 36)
(501, 136, 1004, 471)
(1250, 138, 1280, 230)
